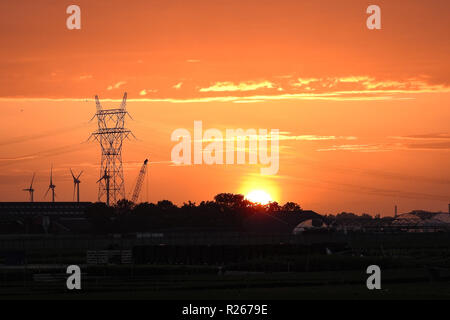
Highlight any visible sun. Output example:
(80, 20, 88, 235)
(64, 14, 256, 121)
(245, 190, 273, 205)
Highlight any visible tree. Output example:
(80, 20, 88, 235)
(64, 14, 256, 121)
(157, 200, 177, 211)
(282, 201, 302, 212)
(181, 201, 196, 209)
(115, 199, 134, 214)
(267, 201, 282, 213)
(214, 193, 246, 209)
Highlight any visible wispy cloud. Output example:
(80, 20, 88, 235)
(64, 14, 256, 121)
(317, 134, 450, 152)
(280, 134, 357, 141)
(107, 81, 127, 91)
(173, 82, 183, 90)
(79, 75, 93, 80)
(317, 144, 393, 152)
(2, 75, 448, 103)
(200, 81, 274, 92)
(291, 76, 449, 94)
(197, 132, 356, 143)
(139, 89, 158, 96)
(390, 133, 450, 141)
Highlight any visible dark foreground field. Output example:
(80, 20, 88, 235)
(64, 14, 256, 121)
(1, 232, 450, 299)
(1, 266, 449, 300)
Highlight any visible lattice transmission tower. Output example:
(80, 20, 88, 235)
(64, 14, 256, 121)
(90, 92, 134, 205)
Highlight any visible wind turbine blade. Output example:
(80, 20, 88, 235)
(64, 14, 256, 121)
(50, 165, 53, 184)
(77, 171, 83, 179)
(30, 172, 36, 188)
(44, 187, 50, 199)
(73, 183, 76, 201)
(70, 169, 76, 180)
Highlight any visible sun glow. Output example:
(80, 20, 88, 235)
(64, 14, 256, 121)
(245, 190, 273, 205)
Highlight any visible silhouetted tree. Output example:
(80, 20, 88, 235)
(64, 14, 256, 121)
(214, 193, 245, 208)
(157, 200, 177, 211)
(282, 201, 302, 212)
(115, 199, 134, 216)
(267, 201, 282, 213)
(181, 201, 196, 209)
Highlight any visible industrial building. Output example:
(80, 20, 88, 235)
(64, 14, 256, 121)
(0, 202, 92, 234)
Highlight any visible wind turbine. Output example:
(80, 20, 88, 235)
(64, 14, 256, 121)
(44, 165, 56, 202)
(23, 173, 36, 202)
(97, 169, 110, 206)
(70, 169, 83, 202)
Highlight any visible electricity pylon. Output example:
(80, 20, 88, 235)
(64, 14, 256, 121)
(90, 92, 133, 205)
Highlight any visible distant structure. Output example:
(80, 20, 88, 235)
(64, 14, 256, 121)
(44, 166, 56, 202)
(395, 205, 398, 218)
(97, 169, 111, 206)
(23, 173, 35, 202)
(90, 92, 133, 205)
(131, 159, 149, 203)
(70, 169, 83, 202)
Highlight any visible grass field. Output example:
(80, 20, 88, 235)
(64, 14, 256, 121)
(1, 266, 449, 300)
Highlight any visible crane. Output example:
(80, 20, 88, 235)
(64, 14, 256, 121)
(131, 159, 148, 203)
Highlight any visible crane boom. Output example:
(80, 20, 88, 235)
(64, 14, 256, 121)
(131, 159, 148, 203)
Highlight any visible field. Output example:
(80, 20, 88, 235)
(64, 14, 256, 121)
(1, 267, 449, 300)
(1, 232, 450, 300)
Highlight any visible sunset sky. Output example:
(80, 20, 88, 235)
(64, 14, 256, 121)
(0, 0, 449, 215)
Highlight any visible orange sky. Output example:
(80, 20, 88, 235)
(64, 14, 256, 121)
(0, 0, 449, 215)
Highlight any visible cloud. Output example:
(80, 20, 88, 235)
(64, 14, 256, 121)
(173, 82, 183, 89)
(279, 134, 357, 141)
(317, 136, 450, 152)
(3, 75, 448, 103)
(317, 144, 392, 152)
(406, 141, 450, 150)
(107, 81, 127, 91)
(0, 93, 395, 104)
(390, 133, 450, 141)
(198, 132, 356, 143)
(186, 59, 200, 63)
(292, 78, 320, 87)
(79, 75, 93, 80)
(139, 89, 158, 96)
(200, 81, 274, 92)
(338, 76, 371, 83)
(291, 76, 450, 95)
